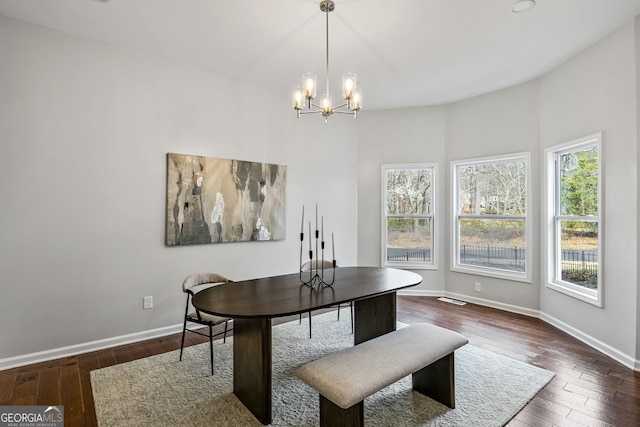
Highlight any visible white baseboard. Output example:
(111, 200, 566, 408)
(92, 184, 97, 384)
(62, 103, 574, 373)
(539, 312, 639, 371)
(3, 295, 639, 373)
(398, 289, 539, 317)
(397, 289, 443, 297)
(399, 289, 639, 371)
(0, 323, 184, 371)
(444, 292, 541, 318)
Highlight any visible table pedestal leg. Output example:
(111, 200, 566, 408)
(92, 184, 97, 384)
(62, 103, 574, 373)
(354, 292, 397, 345)
(233, 318, 272, 425)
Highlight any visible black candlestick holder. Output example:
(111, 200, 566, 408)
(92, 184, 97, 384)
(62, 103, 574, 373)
(299, 229, 336, 289)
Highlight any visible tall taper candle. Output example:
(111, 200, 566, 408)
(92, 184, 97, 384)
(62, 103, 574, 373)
(315, 204, 318, 231)
(332, 232, 335, 260)
(309, 222, 312, 251)
(321, 216, 324, 241)
(301, 205, 304, 234)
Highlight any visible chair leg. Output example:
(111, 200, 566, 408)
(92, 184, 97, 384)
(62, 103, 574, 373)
(350, 302, 354, 334)
(299, 313, 302, 324)
(223, 321, 229, 343)
(338, 303, 354, 333)
(209, 324, 214, 375)
(179, 318, 188, 361)
(308, 311, 312, 338)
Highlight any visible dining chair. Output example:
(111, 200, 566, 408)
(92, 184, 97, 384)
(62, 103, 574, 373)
(299, 261, 352, 338)
(179, 272, 232, 375)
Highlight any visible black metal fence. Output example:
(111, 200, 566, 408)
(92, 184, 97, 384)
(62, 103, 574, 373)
(560, 249, 598, 288)
(459, 245, 526, 271)
(386, 248, 431, 262)
(387, 245, 598, 286)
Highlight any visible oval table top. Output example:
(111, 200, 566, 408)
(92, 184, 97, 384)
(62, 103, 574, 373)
(191, 266, 422, 319)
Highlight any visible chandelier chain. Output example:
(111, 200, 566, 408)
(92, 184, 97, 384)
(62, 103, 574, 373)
(325, 5, 330, 97)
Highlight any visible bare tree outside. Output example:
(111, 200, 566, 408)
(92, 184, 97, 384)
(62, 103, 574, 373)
(456, 157, 527, 273)
(458, 160, 526, 216)
(386, 168, 432, 215)
(384, 167, 433, 264)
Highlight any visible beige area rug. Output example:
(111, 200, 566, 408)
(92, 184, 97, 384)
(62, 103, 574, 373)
(91, 312, 554, 426)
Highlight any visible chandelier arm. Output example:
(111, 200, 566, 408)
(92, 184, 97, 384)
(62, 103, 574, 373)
(299, 110, 324, 115)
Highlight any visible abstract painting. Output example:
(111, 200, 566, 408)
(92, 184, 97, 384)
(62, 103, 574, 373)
(166, 153, 286, 245)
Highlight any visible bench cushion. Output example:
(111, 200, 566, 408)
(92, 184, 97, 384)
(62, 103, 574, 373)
(296, 323, 468, 409)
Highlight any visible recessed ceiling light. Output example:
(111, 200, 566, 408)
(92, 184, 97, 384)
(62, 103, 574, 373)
(511, 0, 535, 13)
(92, 0, 111, 3)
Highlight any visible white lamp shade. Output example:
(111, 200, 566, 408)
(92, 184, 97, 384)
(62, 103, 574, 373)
(302, 73, 317, 99)
(342, 73, 357, 99)
(351, 87, 362, 110)
(319, 93, 332, 112)
(292, 86, 304, 109)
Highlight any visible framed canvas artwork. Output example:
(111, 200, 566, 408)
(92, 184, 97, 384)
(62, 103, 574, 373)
(166, 153, 286, 245)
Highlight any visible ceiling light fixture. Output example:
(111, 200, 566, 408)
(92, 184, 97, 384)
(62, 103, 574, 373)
(292, 1, 361, 124)
(511, 0, 536, 13)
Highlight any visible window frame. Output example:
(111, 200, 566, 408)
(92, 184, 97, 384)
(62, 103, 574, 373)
(381, 163, 437, 270)
(544, 133, 603, 307)
(451, 152, 532, 282)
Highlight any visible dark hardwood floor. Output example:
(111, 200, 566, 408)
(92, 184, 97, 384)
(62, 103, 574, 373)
(1, 296, 638, 426)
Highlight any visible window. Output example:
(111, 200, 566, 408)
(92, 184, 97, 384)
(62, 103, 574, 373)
(545, 133, 602, 306)
(382, 164, 436, 269)
(452, 153, 531, 281)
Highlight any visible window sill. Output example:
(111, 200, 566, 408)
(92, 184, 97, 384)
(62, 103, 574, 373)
(383, 261, 437, 270)
(451, 264, 531, 283)
(546, 281, 602, 307)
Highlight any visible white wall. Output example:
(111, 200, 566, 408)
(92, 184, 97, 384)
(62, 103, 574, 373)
(357, 83, 540, 307)
(2, 12, 638, 370)
(0, 16, 358, 364)
(356, 19, 639, 367)
(357, 107, 446, 293)
(539, 19, 638, 363)
(444, 81, 541, 311)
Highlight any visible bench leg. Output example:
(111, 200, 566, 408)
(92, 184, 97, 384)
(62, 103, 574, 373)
(412, 352, 456, 408)
(319, 395, 364, 427)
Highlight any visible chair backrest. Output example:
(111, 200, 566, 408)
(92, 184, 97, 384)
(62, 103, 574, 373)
(301, 260, 335, 272)
(182, 272, 230, 293)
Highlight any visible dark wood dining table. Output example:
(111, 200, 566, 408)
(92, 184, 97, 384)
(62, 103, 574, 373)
(191, 266, 422, 425)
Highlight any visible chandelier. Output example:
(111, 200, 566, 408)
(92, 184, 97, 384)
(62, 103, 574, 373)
(292, 0, 361, 123)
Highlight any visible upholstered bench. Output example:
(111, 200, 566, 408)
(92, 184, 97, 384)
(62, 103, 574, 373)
(295, 323, 469, 427)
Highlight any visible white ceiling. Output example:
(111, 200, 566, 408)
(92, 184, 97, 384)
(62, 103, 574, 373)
(2, 0, 640, 110)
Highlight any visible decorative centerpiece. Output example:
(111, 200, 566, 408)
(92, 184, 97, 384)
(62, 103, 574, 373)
(299, 204, 336, 288)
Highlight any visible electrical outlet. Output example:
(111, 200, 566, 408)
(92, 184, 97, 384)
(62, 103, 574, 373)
(474, 282, 481, 292)
(143, 296, 153, 309)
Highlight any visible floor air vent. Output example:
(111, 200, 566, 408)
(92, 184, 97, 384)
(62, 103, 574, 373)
(437, 297, 467, 306)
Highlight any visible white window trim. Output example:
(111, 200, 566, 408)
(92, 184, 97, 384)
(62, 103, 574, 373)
(451, 152, 532, 283)
(381, 163, 438, 270)
(544, 132, 603, 307)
